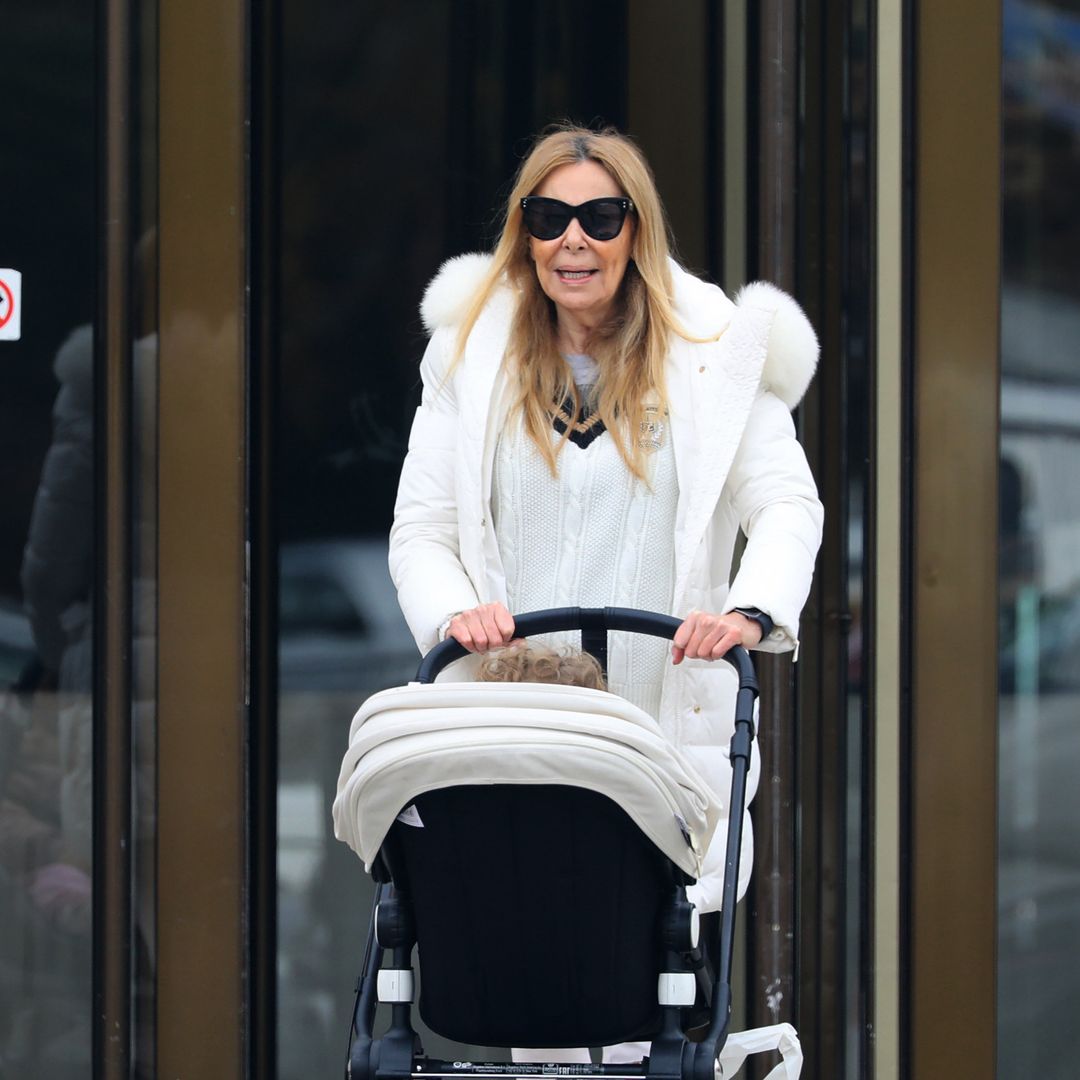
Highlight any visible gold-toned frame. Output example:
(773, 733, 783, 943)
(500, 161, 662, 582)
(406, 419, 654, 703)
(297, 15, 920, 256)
(156, 0, 249, 1073)
(910, 0, 1000, 1074)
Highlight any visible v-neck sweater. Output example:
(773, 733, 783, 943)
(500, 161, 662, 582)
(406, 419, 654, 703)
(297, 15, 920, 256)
(492, 362, 678, 719)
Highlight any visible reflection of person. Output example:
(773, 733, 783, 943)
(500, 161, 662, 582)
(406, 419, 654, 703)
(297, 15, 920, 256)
(18, 231, 157, 916)
(389, 124, 822, 915)
(476, 642, 606, 689)
(11, 304, 158, 1074)
(19, 323, 96, 892)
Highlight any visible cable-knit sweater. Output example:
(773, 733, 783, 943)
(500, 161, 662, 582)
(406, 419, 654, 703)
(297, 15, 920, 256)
(492, 362, 677, 718)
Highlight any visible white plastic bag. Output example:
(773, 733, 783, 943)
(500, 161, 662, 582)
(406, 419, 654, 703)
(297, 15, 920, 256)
(717, 1023, 802, 1079)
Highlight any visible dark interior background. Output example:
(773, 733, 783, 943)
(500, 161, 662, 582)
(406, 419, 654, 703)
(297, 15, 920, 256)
(0, 5, 96, 598)
(275, 0, 725, 544)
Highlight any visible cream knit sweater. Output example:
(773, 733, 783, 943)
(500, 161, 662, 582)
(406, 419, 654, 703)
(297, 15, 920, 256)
(492, 369, 678, 719)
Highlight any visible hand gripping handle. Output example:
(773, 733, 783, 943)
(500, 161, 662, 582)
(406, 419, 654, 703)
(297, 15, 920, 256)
(413, 605, 758, 692)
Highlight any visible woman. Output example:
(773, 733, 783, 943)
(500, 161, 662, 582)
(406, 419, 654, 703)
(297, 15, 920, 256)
(389, 125, 822, 914)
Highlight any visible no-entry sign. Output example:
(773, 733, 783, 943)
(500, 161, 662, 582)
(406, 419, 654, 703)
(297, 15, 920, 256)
(0, 270, 22, 340)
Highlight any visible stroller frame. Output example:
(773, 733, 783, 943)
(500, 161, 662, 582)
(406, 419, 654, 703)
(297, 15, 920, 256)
(344, 607, 759, 1080)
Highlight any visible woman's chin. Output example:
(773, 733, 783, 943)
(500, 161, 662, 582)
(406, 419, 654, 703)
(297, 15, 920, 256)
(548, 291, 613, 323)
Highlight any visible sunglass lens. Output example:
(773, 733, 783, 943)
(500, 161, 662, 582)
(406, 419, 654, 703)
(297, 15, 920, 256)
(523, 199, 571, 240)
(580, 200, 625, 241)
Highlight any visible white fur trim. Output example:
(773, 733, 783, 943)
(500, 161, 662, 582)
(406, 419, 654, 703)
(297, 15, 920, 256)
(418, 254, 818, 409)
(420, 252, 494, 333)
(734, 281, 819, 409)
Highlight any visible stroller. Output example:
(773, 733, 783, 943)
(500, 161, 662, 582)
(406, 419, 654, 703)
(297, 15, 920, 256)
(333, 607, 797, 1080)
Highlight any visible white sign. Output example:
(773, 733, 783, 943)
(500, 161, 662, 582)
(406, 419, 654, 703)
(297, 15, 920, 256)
(0, 270, 21, 341)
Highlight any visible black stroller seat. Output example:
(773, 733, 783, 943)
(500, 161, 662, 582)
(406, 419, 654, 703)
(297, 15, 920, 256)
(334, 607, 759, 1080)
(387, 783, 683, 1049)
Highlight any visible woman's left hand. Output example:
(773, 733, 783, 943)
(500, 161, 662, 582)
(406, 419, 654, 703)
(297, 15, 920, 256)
(671, 610, 762, 664)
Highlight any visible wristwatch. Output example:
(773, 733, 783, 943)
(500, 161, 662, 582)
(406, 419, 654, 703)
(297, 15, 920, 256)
(731, 606, 775, 639)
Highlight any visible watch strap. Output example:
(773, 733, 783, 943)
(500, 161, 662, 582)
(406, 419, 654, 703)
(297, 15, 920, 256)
(731, 606, 775, 639)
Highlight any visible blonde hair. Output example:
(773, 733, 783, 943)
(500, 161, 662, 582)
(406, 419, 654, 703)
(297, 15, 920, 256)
(453, 124, 714, 481)
(476, 642, 607, 691)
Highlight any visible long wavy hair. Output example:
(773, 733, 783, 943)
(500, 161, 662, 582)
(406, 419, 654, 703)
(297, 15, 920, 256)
(453, 124, 705, 481)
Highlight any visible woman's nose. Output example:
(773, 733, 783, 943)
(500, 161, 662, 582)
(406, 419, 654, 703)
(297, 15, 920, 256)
(561, 217, 587, 249)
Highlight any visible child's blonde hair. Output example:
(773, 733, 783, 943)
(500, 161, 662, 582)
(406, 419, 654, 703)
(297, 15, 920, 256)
(476, 642, 607, 690)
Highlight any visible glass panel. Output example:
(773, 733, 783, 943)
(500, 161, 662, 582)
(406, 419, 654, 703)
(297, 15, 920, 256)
(0, 6, 97, 1069)
(274, 4, 727, 1076)
(999, 2, 1080, 1077)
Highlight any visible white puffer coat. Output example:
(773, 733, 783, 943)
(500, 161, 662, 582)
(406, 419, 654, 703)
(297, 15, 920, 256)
(389, 254, 823, 907)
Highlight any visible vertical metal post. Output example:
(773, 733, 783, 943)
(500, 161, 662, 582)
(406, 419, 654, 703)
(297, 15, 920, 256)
(96, 0, 135, 1073)
(874, 4, 908, 1079)
(156, 0, 249, 1072)
(748, 0, 800, 1055)
(250, 0, 280, 1073)
(910, 0, 1000, 1073)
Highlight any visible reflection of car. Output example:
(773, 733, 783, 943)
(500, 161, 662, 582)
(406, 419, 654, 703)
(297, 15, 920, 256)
(278, 539, 418, 693)
(999, 589, 1080, 693)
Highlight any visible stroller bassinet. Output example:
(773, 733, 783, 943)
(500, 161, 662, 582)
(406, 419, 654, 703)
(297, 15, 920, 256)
(333, 607, 760, 1080)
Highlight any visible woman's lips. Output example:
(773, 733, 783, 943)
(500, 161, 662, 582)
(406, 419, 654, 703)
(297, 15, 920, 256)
(556, 268, 598, 282)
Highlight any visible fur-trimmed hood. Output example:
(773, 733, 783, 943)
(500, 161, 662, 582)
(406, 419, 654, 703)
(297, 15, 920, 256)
(419, 252, 818, 409)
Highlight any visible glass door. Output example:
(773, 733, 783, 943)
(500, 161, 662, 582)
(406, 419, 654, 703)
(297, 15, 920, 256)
(270, 4, 737, 1075)
(998, 2, 1080, 1075)
(0, 8, 100, 1070)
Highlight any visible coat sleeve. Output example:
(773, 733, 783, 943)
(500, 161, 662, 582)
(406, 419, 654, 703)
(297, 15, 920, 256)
(388, 328, 483, 655)
(721, 389, 823, 652)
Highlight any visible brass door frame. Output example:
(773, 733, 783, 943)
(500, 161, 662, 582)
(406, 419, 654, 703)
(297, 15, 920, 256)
(97, 0, 251, 1070)
(156, 0, 249, 1073)
(909, 0, 1000, 1074)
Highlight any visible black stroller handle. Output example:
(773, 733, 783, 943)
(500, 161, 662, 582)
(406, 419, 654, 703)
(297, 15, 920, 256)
(414, 605, 758, 690)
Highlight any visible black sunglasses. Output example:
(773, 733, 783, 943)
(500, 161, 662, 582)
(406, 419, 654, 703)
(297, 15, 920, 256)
(520, 196, 635, 242)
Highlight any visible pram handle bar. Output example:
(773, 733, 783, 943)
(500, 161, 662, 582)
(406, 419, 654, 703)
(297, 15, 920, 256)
(414, 606, 758, 692)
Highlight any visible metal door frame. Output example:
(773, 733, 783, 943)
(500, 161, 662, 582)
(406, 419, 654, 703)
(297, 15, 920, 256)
(909, 1, 1000, 1075)
(98, 0, 253, 1073)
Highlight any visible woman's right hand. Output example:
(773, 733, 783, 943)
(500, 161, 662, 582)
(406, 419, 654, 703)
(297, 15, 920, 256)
(445, 602, 517, 653)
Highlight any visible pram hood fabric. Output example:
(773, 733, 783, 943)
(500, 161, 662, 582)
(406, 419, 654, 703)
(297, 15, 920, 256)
(333, 681, 722, 879)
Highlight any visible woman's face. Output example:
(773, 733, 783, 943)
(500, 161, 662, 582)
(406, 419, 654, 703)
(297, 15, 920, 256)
(528, 160, 635, 333)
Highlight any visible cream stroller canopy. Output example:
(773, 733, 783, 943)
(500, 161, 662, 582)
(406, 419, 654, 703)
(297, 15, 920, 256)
(332, 679, 722, 881)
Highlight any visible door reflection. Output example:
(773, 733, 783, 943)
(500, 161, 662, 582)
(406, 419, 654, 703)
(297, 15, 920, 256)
(999, 2, 1080, 1076)
(0, 4, 97, 1068)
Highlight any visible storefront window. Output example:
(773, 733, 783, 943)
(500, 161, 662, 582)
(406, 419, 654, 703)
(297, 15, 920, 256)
(998, 2, 1080, 1075)
(0, 6, 97, 1068)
